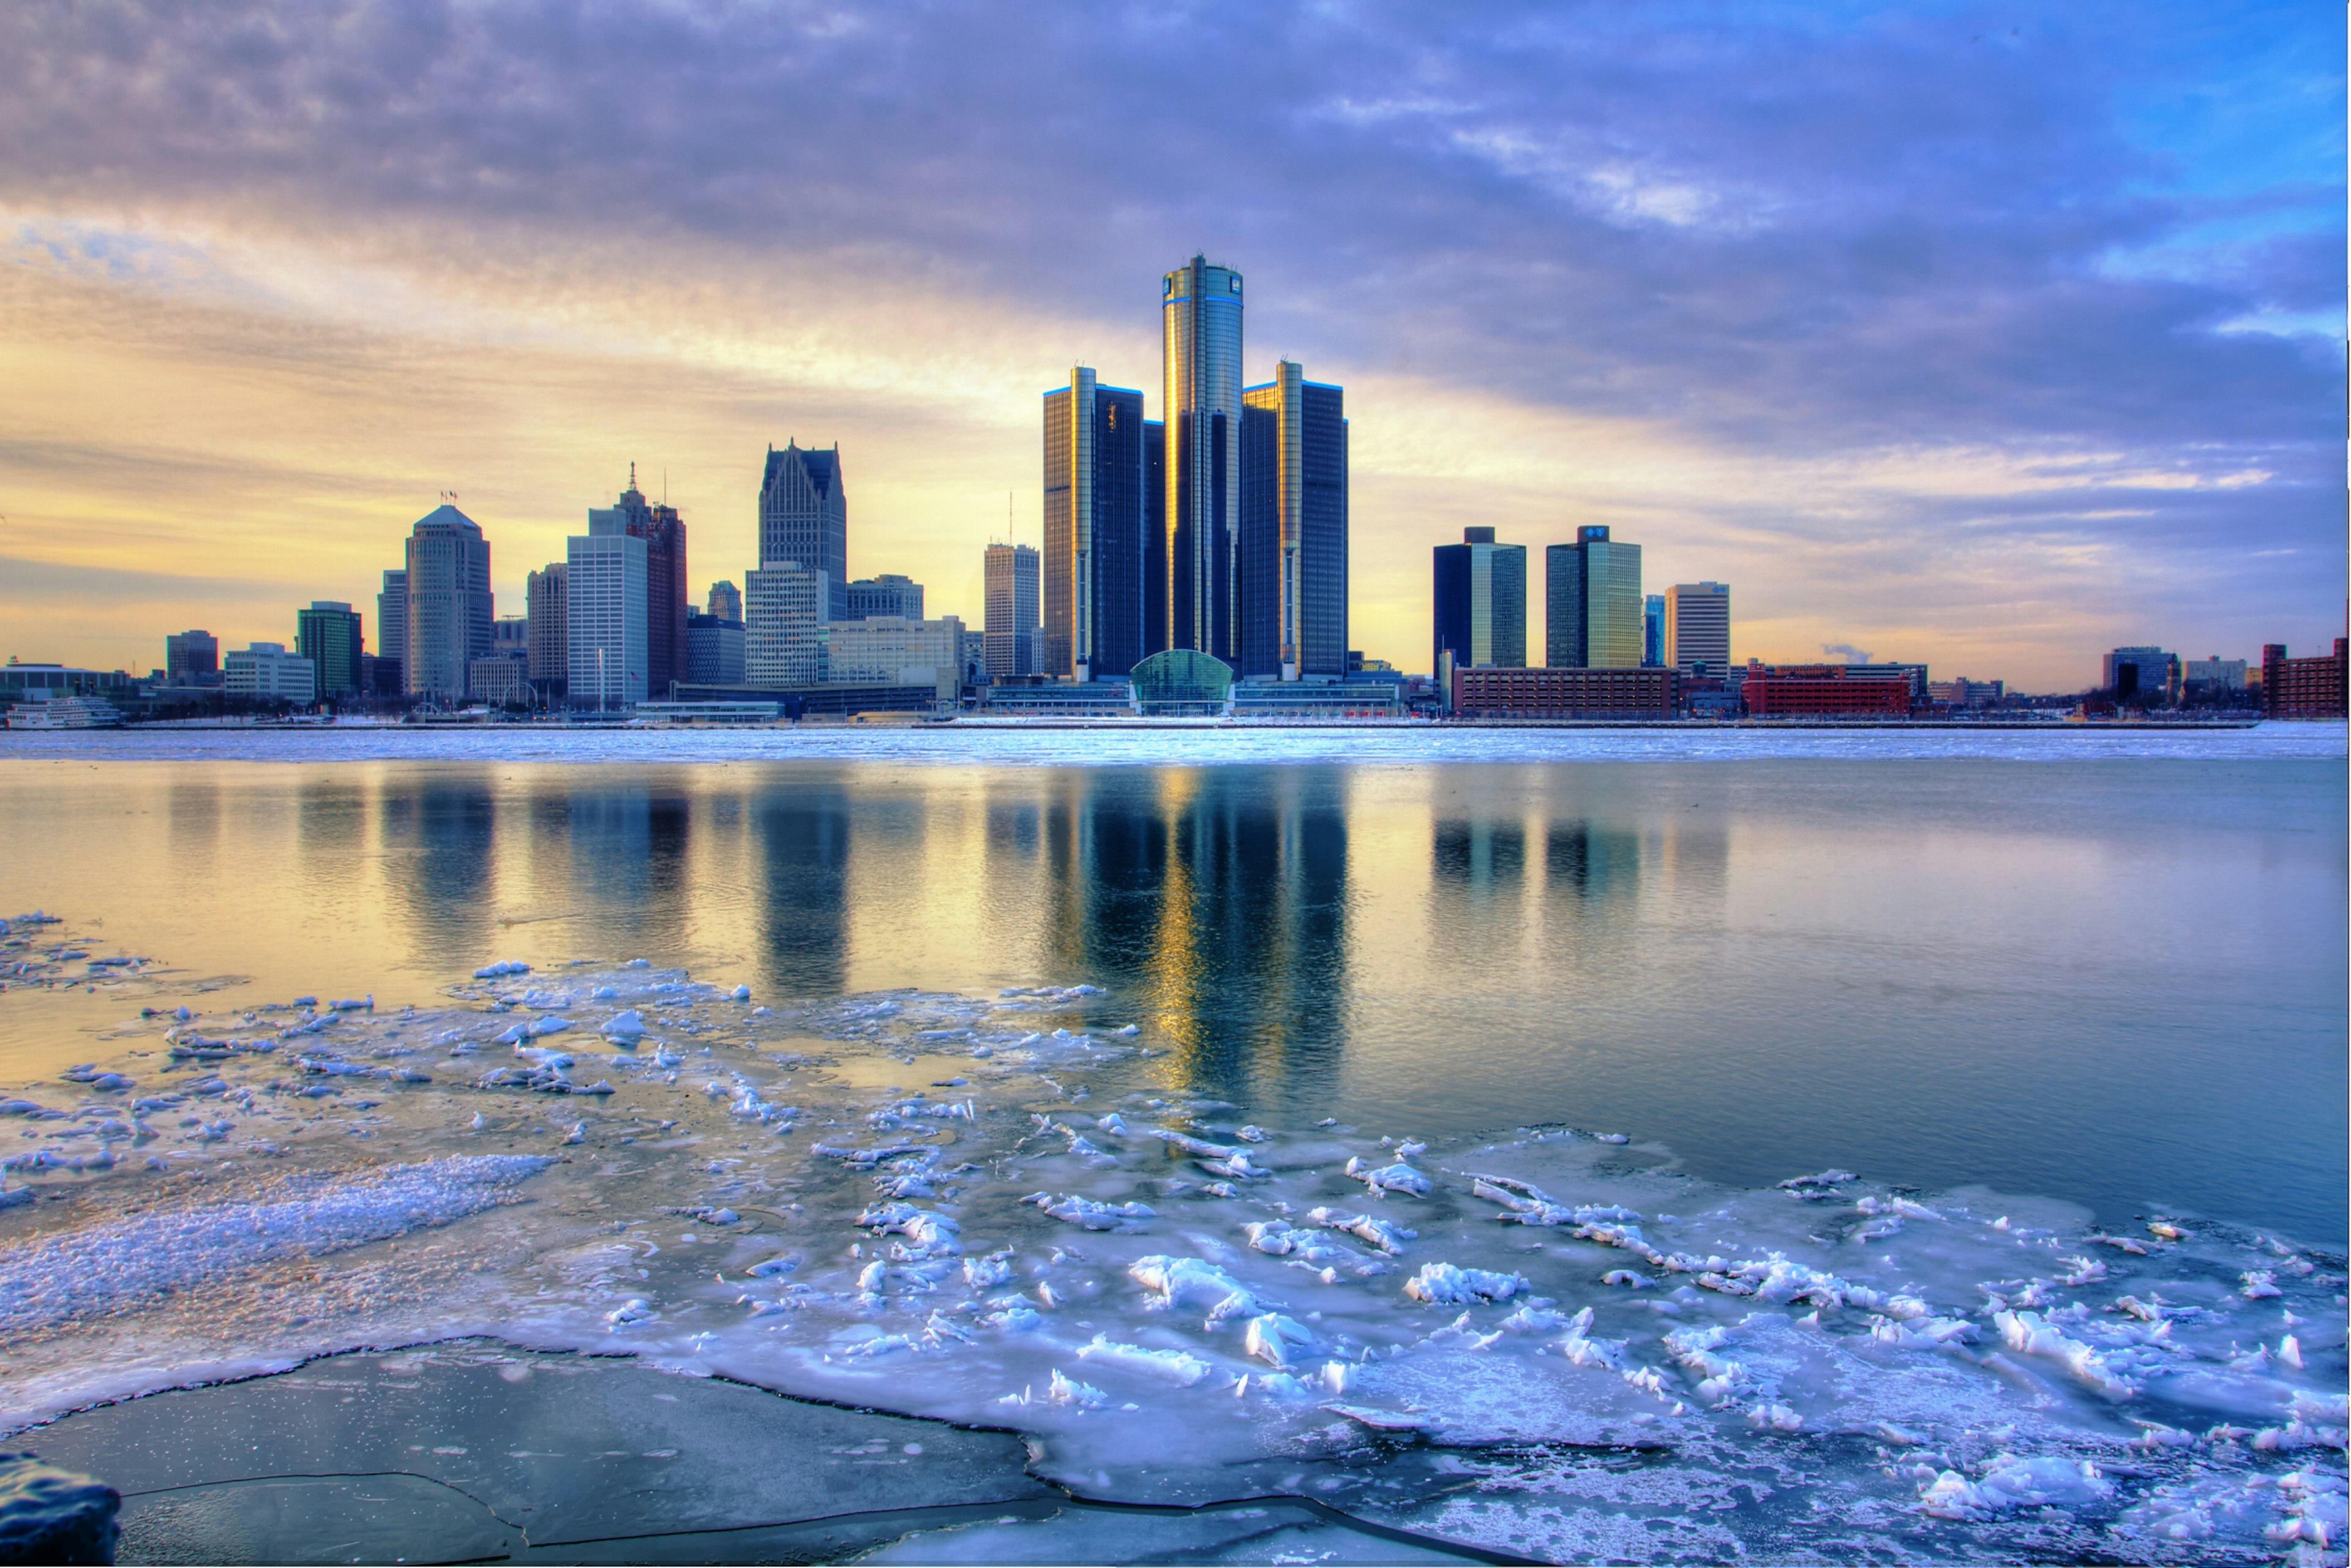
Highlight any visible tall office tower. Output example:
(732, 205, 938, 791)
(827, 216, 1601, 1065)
(983, 542, 1041, 680)
(1663, 581, 1731, 675)
(744, 563, 829, 686)
(707, 579, 742, 622)
(1643, 595, 1665, 667)
(1163, 255, 1244, 660)
(1240, 361, 1349, 679)
(165, 630, 218, 685)
(593, 471, 688, 699)
(758, 442, 848, 621)
(1043, 367, 1147, 680)
(1433, 527, 1528, 672)
(1143, 419, 1167, 656)
(377, 569, 408, 670)
(402, 504, 493, 702)
(846, 574, 924, 622)
(1545, 525, 1643, 669)
(527, 563, 569, 690)
(567, 508, 648, 708)
(296, 601, 364, 696)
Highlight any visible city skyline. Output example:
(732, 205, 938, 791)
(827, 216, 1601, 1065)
(0, 4, 2340, 689)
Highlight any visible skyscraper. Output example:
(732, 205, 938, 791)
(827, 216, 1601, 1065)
(1643, 595, 1665, 667)
(591, 471, 688, 699)
(1043, 367, 1147, 680)
(1143, 419, 1167, 656)
(568, 508, 647, 709)
(296, 601, 364, 696)
(527, 563, 568, 692)
(1433, 527, 1527, 672)
(1240, 361, 1348, 678)
(1163, 255, 1244, 661)
(377, 569, 408, 672)
(1663, 582, 1731, 675)
(164, 630, 218, 686)
(707, 579, 742, 622)
(758, 443, 847, 621)
(402, 504, 492, 702)
(984, 542, 1041, 680)
(744, 563, 828, 686)
(1545, 526, 1643, 669)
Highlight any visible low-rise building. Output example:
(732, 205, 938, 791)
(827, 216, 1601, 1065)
(224, 643, 317, 704)
(468, 655, 529, 705)
(1741, 661, 1913, 718)
(2262, 640, 2347, 719)
(686, 612, 747, 685)
(1452, 666, 1678, 719)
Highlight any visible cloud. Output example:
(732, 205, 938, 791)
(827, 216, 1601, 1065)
(0, 0, 2339, 684)
(1820, 643, 1875, 664)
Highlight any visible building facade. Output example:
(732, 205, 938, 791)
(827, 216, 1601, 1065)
(757, 443, 847, 621)
(2183, 656, 2247, 692)
(845, 574, 924, 622)
(402, 505, 493, 703)
(1546, 525, 1643, 669)
(707, 579, 742, 622)
(468, 656, 528, 705)
(1043, 368, 1148, 680)
(1163, 255, 1245, 661)
(2262, 640, 2348, 718)
(744, 563, 829, 687)
(1453, 666, 1678, 719)
(2104, 646, 2180, 705)
(296, 601, 364, 696)
(1643, 595, 1665, 667)
(1433, 527, 1528, 673)
(1663, 581, 1731, 675)
(165, 630, 219, 686)
(1240, 362, 1348, 679)
(526, 563, 568, 691)
(823, 615, 966, 702)
(377, 569, 408, 672)
(567, 509, 648, 709)
(224, 642, 317, 704)
(984, 542, 1041, 680)
(1742, 662, 1914, 718)
(686, 612, 746, 686)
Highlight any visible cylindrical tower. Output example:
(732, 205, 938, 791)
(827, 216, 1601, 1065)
(1162, 255, 1243, 659)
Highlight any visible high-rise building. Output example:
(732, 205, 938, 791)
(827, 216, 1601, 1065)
(568, 508, 648, 709)
(744, 563, 829, 686)
(1663, 582, 1731, 675)
(1433, 527, 1527, 672)
(164, 630, 218, 686)
(527, 563, 568, 691)
(296, 601, 364, 696)
(1043, 367, 1147, 680)
(1163, 255, 1244, 661)
(707, 579, 742, 622)
(984, 543, 1041, 680)
(845, 574, 923, 622)
(1143, 418, 1167, 656)
(1240, 361, 1348, 679)
(377, 569, 408, 670)
(686, 611, 746, 685)
(1546, 526, 1643, 669)
(1643, 595, 1665, 667)
(2104, 646, 2180, 705)
(758, 443, 848, 621)
(591, 471, 688, 699)
(402, 505, 492, 702)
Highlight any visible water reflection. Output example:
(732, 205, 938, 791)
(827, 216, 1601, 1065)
(378, 779, 498, 969)
(756, 781, 849, 996)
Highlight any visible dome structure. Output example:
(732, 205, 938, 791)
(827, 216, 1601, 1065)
(1128, 648, 1233, 715)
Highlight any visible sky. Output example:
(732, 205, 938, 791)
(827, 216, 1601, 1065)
(1, 0, 2341, 689)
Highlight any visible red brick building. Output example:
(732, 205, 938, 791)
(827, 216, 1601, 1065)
(1741, 662, 1914, 718)
(2262, 640, 2347, 719)
(1452, 666, 1678, 719)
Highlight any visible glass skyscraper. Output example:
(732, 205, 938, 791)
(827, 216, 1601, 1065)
(984, 542, 1041, 680)
(1042, 367, 1147, 679)
(1240, 361, 1348, 678)
(1433, 527, 1527, 672)
(1162, 255, 1244, 661)
(1546, 525, 1643, 669)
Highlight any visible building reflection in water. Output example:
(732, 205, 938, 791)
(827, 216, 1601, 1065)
(375, 773, 499, 970)
(752, 777, 850, 996)
(1040, 767, 1348, 1106)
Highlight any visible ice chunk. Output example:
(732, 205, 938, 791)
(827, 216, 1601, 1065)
(473, 961, 531, 978)
(1047, 1368, 1106, 1408)
(1243, 1313, 1316, 1368)
(1076, 1334, 1211, 1387)
(1128, 1256, 1259, 1325)
(1303, 1207, 1415, 1255)
(1023, 1192, 1156, 1231)
(1343, 1156, 1431, 1197)
(1994, 1310, 2141, 1397)
(731, 985, 751, 1002)
(2241, 1269, 2282, 1299)
(601, 1010, 645, 1042)
(1404, 1262, 1528, 1305)
(1779, 1169, 1856, 1189)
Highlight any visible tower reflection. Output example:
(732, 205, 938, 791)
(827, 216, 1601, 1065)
(752, 778, 850, 995)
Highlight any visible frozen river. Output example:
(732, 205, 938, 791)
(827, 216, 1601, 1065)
(0, 727, 2342, 1562)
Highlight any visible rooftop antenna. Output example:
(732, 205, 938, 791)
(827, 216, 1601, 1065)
(629, 460, 637, 493)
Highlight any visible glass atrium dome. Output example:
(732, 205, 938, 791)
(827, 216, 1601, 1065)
(1128, 649, 1234, 715)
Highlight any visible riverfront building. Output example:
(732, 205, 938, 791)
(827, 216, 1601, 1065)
(1240, 361, 1348, 679)
(1433, 527, 1528, 675)
(984, 542, 1041, 680)
(567, 508, 648, 709)
(296, 601, 364, 696)
(1163, 256, 1246, 662)
(1546, 526, 1643, 669)
(165, 630, 219, 686)
(1742, 662, 1914, 718)
(758, 443, 848, 623)
(1663, 582, 1732, 675)
(224, 642, 317, 704)
(744, 562, 829, 687)
(1453, 666, 1678, 719)
(401, 505, 493, 703)
(1043, 368, 1148, 679)
(2262, 641, 2348, 718)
